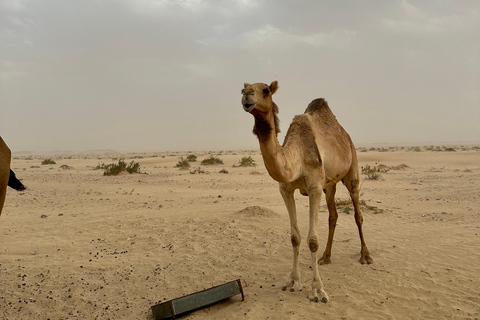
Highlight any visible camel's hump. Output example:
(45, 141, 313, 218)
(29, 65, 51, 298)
(304, 98, 338, 121)
(304, 98, 330, 113)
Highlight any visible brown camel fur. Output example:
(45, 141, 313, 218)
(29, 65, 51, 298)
(241, 81, 372, 302)
(0, 137, 11, 217)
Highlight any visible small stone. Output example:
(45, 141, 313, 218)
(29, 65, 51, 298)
(40, 214, 48, 218)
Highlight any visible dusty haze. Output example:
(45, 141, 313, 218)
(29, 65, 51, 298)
(1, 0, 479, 152)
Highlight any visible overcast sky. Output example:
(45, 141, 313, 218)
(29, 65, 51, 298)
(1, 0, 479, 152)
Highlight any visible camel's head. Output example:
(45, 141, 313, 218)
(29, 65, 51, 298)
(241, 81, 279, 115)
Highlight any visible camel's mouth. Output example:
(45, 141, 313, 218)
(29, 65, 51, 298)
(243, 103, 256, 112)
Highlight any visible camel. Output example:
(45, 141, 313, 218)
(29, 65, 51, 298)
(241, 81, 372, 303)
(0, 137, 11, 217)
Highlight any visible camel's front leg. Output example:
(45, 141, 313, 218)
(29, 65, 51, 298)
(307, 187, 329, 303)
(279, 184, 302, 292)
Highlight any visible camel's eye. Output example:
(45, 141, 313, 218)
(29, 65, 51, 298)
(263, 88, 270, 95)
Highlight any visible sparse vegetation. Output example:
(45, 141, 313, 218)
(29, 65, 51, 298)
(335, 198, 383, 214)
(186, 155, 197, 162)
(41, 158, 56, 165)
(201, 156, 224, 165)
(361, 164, 387, 180)
(342, 207, 352, 214)
(190, 167, 206, 174)
(103, 159, 141, 176)
(175, 157, 191, 170)
(235, 156, 257, 167)
(95, 162, 107, 170)
(219, 168, 229, 174)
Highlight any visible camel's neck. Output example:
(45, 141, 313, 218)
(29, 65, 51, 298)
(253, 112, 300, 183)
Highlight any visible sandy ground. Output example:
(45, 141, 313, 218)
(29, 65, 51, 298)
(1, 150, 479, 320)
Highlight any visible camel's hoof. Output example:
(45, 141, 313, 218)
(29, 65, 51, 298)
(282, 286, 287, 291)
(313, 297, 319, 303)
(321, 297, 328, 303)
(359, 255, 373, 265)
(318, 257, 331, 265)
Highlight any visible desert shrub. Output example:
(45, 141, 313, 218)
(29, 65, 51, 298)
(201, 156, 224, 165)
(186, 154, 197, 162)
(126, 161, 141, 173)
(235, 156, 257, 167)
(95, 162, 107, 170)
(41, 158, 56, 165)
(175, 157, 191, 170)
(361, 164, 385, 180)
(103, 159, 141, 176)
(219, 168, 229, 174)
(190, 167, 206, 174)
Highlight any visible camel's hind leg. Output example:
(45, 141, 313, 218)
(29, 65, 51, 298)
(343, 168, 373, 264)
(319, 184, 338, 265)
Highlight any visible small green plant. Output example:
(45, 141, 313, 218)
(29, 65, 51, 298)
(175, 157, 191, 170)
(41, 158, 56, 165)
(236, 156, 257, 167)
(103, 159, 141, 176)
(342, 207, 352, 214)
(365, 205, 384, 214)
(186, 154, 197, 162)
(201, 156, 224, 165)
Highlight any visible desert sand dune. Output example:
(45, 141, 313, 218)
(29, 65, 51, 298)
(1, 150, 479, 319)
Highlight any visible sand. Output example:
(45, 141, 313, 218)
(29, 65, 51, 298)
(1, 150, 479, 319)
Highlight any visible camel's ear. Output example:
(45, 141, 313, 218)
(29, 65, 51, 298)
(244, 83, 249, 89)
(269, 81, 278, 95)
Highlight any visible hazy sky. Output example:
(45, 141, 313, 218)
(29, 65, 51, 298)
(1, 0, 479, 152)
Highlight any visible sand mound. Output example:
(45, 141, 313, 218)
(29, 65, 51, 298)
(234, 206, 279, 217)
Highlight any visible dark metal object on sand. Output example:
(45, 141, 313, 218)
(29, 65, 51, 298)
(151, 279, 244, 319)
